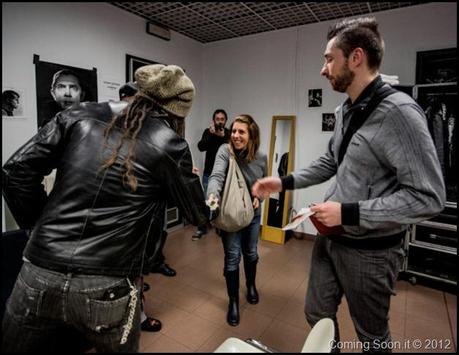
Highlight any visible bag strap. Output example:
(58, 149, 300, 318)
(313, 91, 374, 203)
(227, 143, 235, 157)
(227, 144, 251, 192)
(338, 84, 398, 166)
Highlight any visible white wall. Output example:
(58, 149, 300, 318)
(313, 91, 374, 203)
(202, 2, 457, 234)
(2, 2, 457, 234)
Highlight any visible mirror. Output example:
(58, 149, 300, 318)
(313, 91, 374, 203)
(261, 115, 296, 244)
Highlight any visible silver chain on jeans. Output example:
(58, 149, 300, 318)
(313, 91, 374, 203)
(120, 278, 138, 345)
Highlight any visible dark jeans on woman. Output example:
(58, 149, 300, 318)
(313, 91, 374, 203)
(221, 214, 261, 272)
(305, 236, 404, 353)
(1, 260, 141, 353)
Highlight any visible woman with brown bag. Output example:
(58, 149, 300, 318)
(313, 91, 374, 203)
(206, 114, 267, 326)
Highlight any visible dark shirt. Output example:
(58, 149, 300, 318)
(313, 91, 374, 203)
(197, 127, 230, 175)
(342, 75, 384, 125)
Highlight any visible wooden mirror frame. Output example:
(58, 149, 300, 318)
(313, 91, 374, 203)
(261, 115, 296, 244)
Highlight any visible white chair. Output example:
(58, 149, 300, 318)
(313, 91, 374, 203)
(214, 318, 335, 353)
(214, 338, 266, 353)
(301, 317, 335, 352)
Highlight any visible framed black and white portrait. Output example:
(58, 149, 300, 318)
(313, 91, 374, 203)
(2, 87, 26, 119)
(322, 113, 336, 132)
(308, 89, 322, 107)
(126, 54, 160, 82)
(34, 55, 97, 128)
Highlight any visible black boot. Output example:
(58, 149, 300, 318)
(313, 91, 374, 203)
(244, 259, 259, 304)
(224, 269, 240, 326)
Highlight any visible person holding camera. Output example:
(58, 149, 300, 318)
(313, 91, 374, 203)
(192, 109, 230, 240)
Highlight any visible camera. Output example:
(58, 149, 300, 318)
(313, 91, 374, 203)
(215, 123, 224, 131)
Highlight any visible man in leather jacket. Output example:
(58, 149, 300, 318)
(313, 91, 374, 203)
(1, 64, 209, 352)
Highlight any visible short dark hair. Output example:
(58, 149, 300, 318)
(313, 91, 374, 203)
(51, 69, 81, 90)
(212, 109, 228, 122)
(2, 90, 19, 101)
(119, 82, 138, 100)
(327, 17, 384, 72)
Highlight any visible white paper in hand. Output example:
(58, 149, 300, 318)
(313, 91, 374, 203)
(206, 195, 219, 211)
(282, 207, 315, 231)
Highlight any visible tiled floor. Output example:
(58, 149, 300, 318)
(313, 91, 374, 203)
(140, 225, 457, 353)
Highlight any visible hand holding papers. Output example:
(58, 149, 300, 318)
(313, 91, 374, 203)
(206, 194, 219, 211)
(206, 194, 219, 221)
(282, 207, 315, 231)
(282, 205, 345, 235)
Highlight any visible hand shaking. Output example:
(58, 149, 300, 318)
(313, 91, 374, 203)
(252, 177, 282, 199)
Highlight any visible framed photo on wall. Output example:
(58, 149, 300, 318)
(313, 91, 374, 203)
(322, 113, 336, 132)
(125, 54, 160, 82)
(34, 55, 97, 128)
(2, 87, 27, 119)
(308, 89, 322, 107)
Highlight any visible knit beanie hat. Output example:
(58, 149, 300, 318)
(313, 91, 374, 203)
(135, 64, 195, 118)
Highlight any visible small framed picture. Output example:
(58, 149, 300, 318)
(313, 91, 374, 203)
(322, 113, 336, 132)
(126, 54, 160, 82)
(308, 89, 322, 107)
(2, 87, 26, 118)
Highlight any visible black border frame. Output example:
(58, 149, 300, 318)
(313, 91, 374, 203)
(125, 54, 160, 83)
(321, 113, 336, 132)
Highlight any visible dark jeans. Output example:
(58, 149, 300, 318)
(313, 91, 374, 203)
(305, 236, 404, 353)
(197, 173, 210, 235)
(1, 261, 141, 353)
(221, 214, 261, 273)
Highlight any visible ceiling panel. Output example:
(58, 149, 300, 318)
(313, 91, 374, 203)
(151, 7, 214, 31)
(188, 2, 251, 22)
(111, 2, 429, 43)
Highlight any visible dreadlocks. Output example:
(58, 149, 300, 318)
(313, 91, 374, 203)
(101, 96, 154, 192)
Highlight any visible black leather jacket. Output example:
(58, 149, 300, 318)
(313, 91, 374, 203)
(2, 102, 209, 277)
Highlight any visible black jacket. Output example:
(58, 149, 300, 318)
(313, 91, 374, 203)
(197, 128, 230, 175)
(2, 102, 208, 277)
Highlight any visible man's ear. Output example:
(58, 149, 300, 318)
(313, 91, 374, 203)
(350, 47, 365, 69)
(80, 90, 86, 102)
(50, 89, 56, 101)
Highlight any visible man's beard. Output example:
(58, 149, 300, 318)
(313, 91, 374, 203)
(330, 61, 355, 93)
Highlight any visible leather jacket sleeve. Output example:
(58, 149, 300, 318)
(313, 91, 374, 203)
(2, 115, 65, 229)
(162, 135, 210, 227)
